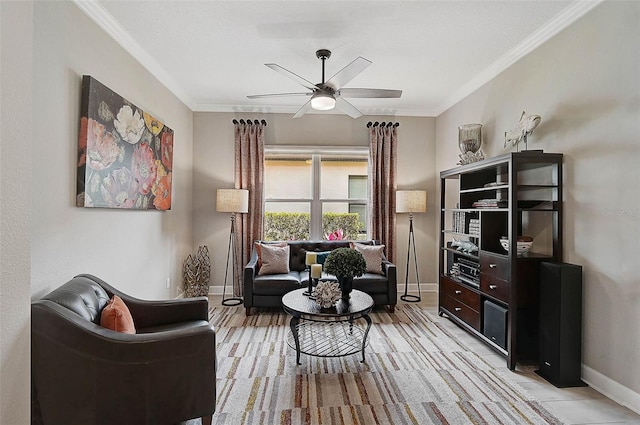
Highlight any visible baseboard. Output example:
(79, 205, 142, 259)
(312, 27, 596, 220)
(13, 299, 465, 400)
(399, 282, 438, 295)
(582, 365, 640, 416)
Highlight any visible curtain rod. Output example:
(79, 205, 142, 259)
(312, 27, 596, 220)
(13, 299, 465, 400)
(366, 121, 399, 128)
(232, 119, 267, 126)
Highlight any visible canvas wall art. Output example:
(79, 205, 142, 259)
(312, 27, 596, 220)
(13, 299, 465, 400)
(77, 75, 173, 210)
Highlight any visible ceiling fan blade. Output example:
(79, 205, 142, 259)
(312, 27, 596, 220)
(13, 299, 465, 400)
(326, 56, 371, 89)
(265, 63, 316, 90)
(335, 97, 363, 119)
(247, 92, 312, 99)
(337, 88, 402, 98)
(292, 100, 313, 119)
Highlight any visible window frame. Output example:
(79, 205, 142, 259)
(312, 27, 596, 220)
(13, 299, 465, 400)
(263, 145, 370, 240)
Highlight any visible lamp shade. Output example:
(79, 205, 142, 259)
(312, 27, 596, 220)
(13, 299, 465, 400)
(310, 92, 336, 111)
(216, 189, 249, 213)
(396, 190, 427, 213)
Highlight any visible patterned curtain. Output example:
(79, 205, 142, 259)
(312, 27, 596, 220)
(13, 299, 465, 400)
(368, 122, 398, 263)
(233, 119, 265, 296)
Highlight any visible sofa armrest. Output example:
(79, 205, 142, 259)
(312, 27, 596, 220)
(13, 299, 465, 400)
(243, 249, 259, 308)
(382, 259, 398, 305)
(75, 274, 209, 329)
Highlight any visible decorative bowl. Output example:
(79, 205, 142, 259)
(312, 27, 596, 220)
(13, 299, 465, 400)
(499, 236, 533, 256)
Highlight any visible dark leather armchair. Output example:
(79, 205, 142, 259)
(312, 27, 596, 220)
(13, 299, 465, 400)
(31, 274, 216, 425)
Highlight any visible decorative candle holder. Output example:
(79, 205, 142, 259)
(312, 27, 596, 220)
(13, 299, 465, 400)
(305, 263, 322, 297)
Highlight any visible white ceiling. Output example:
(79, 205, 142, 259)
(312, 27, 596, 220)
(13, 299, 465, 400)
(75, 1, 601, 117)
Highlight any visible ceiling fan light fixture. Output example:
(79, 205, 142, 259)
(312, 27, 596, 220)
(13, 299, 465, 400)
(310, 92, 336, 111)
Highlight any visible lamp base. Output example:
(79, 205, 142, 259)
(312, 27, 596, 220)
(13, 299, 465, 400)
(400, 294, 421, 303)
(221, 297, 243, 306)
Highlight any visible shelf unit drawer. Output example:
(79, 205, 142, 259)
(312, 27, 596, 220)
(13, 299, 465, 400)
(441, 276, 481, 311)
(480, 252, 509, 281)
(442, 296, 481, 331)
(480, 275, 510, 304)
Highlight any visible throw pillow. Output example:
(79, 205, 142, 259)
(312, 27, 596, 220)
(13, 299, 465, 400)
(255, 242, 287, 268)
(258, 244, 291, 275)
(100, 295, 136, 334)
(351, 242, 385, 275)
(315, 250, 332, 265)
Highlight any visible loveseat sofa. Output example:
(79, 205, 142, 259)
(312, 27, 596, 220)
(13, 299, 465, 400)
(31, 274, 216, 425)
(243, 240, 397, 316)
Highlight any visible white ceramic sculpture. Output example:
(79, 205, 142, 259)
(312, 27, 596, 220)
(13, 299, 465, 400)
(312, 281, 342, 308)
(504, 111, 541, 150)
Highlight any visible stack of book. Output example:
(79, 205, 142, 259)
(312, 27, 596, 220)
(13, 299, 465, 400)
(468, 219, 480, 237)
(452, 211, 466, 233)
(472, 199, 508, 208)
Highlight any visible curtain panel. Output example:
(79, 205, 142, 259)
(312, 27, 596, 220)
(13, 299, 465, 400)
(368, 122, 398, 263)
(233, 119, 265, 297)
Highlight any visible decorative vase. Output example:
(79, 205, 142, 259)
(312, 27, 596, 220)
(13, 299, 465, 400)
(338, 276, 353, 300)
(458, 123, 482, 154)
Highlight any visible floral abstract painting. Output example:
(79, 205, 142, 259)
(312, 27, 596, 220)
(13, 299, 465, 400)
(77, 75, 173, 210)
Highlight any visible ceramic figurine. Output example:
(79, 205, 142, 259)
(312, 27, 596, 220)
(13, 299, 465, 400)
(451, 238, 478, 254)
(504, 111, 541, 150)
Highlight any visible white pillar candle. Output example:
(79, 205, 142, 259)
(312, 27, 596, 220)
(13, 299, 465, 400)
(305, 252, 317, 265)
(310, 264, 322, 279)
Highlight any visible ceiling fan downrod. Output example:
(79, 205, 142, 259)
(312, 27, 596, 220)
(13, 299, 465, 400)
(316, 49, 331, 85)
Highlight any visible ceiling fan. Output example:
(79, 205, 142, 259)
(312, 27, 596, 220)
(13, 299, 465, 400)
(247, 49, 402, 119)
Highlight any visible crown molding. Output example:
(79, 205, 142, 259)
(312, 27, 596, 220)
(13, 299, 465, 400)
(193, 103, 436, 117)
(434, 0, 604, 116)
(72, 0, 196, 110)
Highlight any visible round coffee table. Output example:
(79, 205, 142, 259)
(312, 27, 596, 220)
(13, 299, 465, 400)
(282, 288, 374, 365)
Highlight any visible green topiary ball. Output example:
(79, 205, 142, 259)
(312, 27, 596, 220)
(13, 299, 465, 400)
(323, 247, 366, 279)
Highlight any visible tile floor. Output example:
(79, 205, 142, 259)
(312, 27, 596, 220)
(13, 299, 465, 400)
(417, 294, 640, 425)
(211, 294, 640, 424)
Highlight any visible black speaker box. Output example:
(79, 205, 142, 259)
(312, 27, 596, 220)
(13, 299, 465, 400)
(536, 262, 586, 387)
(483, 300, 507, 349)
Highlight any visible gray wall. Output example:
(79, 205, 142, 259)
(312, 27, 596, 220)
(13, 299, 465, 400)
(30, 1, 194, 300)
(192, 112, 437, 294)
(1, 2, 33, 423)
(435, 1, 640, 404)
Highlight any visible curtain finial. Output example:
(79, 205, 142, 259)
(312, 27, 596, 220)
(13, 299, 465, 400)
(232, 119, 267, 126)
(366, 121, 399, 128)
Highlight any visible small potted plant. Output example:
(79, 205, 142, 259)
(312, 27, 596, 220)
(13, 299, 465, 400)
(323, 247, 366, 300)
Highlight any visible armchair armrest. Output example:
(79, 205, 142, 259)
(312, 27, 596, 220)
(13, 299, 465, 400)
(75, 273, 209, 329)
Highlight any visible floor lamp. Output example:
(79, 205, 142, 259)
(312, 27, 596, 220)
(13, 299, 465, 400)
(396, 190, 427, 302)
(217, 189, 249, 306)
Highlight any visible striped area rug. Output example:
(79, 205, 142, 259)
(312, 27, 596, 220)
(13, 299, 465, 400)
(207, 303, 561, 425)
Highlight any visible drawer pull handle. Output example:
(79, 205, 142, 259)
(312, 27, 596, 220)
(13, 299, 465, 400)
(489, 264, 497, 269)
(455, 290, 462, 294)
(545, 361, 551, 367)
(489, 284, 497, 290)
(454, 307, 462, 312)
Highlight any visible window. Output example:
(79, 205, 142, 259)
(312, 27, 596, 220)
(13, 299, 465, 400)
(263, 147, 369, 241)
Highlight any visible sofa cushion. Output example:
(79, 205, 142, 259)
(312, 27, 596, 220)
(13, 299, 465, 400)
(253, 272, 303, 296)
(100, 295, 136, 334)
(258, 244, 291, 275)
(351, 242, 385, 275)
